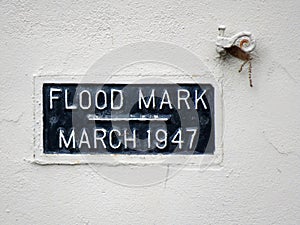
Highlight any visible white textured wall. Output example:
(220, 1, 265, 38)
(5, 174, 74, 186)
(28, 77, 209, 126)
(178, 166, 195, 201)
(1, 0, 300, 224)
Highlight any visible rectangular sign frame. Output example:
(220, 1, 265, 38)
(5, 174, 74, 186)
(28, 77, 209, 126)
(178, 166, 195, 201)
(33, 74, 223, 167)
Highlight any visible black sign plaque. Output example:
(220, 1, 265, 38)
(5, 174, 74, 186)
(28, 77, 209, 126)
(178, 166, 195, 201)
(43, 83, 215, 154)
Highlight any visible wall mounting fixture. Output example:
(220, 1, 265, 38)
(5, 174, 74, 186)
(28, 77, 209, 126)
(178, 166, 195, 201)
(216, 25, 256, 87)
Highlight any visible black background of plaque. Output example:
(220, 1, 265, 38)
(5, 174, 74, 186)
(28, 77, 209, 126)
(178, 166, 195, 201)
(43, 83, 215, 154)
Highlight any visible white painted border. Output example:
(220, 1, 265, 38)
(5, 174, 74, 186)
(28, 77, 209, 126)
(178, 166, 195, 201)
(33, 74, 223, 168)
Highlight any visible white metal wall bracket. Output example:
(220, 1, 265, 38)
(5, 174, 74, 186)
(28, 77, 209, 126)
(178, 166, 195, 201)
(216, 25, 256, 87)
(216, 25, 256, 56)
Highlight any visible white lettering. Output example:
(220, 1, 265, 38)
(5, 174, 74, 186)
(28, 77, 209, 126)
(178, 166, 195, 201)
(124, 129, 136, 149)
(159, 90, 172, 109)
(186, 128, 197, 149)
(155, 129, 167, 149)
(65, 89, 77, 109)
(171, 129, 183, 149)
(111, 89, 123, 110)
(79, 90, 91, 109)
(79, 128, 91, 148)
(178, 89, 190, 109)
(95, 90, 107, 110)
(195, 89, 207, 109)
(139, 89, 155, 109)
(94, 128, 107, 148)
(50, 88, 62, 109)
(109, 129, 121, 149)
(59, 129, 75, 148)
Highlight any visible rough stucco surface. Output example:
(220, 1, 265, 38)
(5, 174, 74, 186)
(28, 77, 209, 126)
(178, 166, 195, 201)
(0, 0, 300, 224)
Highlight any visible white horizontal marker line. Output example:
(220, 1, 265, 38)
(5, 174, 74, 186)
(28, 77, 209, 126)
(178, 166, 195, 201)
(87, 115, 170, 121)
